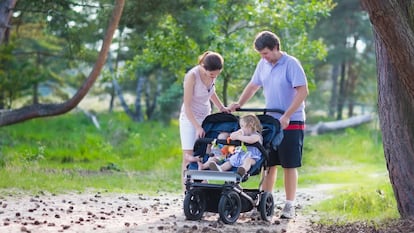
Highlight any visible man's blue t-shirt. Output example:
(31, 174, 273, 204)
(251, 52, 307, 121)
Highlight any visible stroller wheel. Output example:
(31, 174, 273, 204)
(259, 191, 274, 221)
(218, 190, 241, 224)
(183, 189, 206, 220)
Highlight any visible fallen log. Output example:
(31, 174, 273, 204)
(306, 113, 374, 135)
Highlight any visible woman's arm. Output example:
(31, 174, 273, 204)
(183, 72, 205, 138)
(210, 92, 228, 112)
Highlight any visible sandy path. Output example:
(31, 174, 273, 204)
(0, 188, 326, 233)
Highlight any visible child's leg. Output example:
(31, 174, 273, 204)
(237, 158, 256, 175)
(220, 161, 233, 171)
(243, 158, 256, 171)
(200, 157, 218, 170)
(209, 160, 231, 172)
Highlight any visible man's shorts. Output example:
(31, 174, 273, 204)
(268, 121, 304, 168)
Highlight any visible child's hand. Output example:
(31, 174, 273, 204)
(230, 130, 242, 140)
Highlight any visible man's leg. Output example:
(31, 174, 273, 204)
(262, 165, 278, 192)
(284, 167, 298, 201)
(280, 167, 298, 219)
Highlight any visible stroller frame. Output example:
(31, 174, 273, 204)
(183, 109, 284, 224)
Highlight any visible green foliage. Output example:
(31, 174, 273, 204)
(200, 0, 335, 103)
(120, 14, 200, 120)
(0, 1, 113, 109)
(157, 82, 183, 124)
(118, 0, 335, 120)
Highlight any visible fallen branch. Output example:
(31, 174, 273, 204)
(306, 113, 374, 135)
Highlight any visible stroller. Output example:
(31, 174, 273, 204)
(183, 109, 284, 224)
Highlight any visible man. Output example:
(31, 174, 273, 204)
(230, 31, 308, 219)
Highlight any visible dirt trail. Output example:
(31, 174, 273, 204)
(0, 188, 327, 233)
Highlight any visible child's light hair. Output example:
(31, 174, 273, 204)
(240, 114, 262, 133)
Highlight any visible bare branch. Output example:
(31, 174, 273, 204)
(0, 0, 125, 127)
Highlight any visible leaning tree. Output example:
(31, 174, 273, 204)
(0, 0, 125, 126)
(361, 0, 414, 218)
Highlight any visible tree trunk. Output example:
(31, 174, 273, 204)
(336, 61, 347, 120)
(328, 64, 339, 118)
(222, 73, 229, 107)
(112, 77, 135, 120)
(361, 0, 414, 218)
(346, 36, 359, 118)
(0, 0, 125, 127)
(0, 0, 17, 45)
(376, 31, 414, 218)
(134, 74, 145, 122)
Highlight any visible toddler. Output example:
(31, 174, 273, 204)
(209, 114, 263, 176)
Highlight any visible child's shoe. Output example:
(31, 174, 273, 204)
(209, 162, 222, 172)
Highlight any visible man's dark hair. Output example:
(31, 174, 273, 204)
(254, 31, 280, 51)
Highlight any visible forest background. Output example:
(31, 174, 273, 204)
(0, 0, 375, 124)
(0, 0, 397, 228)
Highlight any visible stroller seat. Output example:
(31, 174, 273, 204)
(188, 113, 283, 177)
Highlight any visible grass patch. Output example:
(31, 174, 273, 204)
(0, 112, 399, 222)
(0, 112, 182, 195)
(299, 123, 399, 224)
(315, 182, 397, 223)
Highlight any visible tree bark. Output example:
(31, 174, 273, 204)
(0, 0, 125, 127)
(361, 0, 414, 218)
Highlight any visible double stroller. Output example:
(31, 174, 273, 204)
(183, 109, 283, 224)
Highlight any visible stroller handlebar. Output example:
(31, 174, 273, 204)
(235, 108, 285, 114)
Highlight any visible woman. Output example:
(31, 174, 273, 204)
(179, 51, 229, 190)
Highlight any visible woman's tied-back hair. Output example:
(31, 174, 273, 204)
(198, 51, 224, 71)
(254, 31, 280, 51)
(240, 114, 262, 134)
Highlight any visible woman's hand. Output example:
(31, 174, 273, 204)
(220, 106, 231, 113)
(196, 125, 205, 138)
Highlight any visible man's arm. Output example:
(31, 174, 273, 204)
(229, 82, 260, 111)
(279, 85, 308, 129)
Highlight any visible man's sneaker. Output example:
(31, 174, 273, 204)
(209, 162, 222, 172)
(280, 203, 295, 219)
